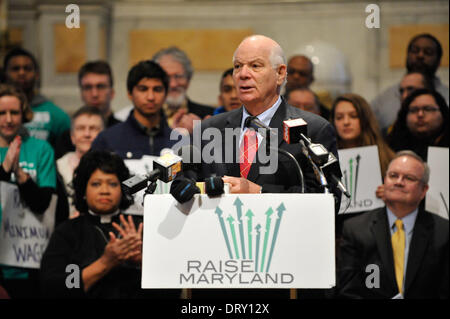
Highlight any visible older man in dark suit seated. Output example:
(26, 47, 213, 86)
(337, 150, 448, 299)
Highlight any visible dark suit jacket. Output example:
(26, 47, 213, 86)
(188, 98, 340, 299)
(196, 98, 340, 196)
(187, 98, 214, 119)
(337, 207, 449, 299)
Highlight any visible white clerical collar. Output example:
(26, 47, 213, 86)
(88, 209, 120, 224)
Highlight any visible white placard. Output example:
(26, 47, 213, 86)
(124, 155, 172, 215)
(426, 147, 449, 220)
(0, 182, 57, 269)
(337, 146, 385, 214)
(142, 193, 335, 289)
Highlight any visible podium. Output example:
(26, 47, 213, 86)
(141, 194, 335, 297)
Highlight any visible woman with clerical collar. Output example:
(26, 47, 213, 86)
(40, 150, 180, 298)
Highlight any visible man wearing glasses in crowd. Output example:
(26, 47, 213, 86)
(55, 61, 121, 159)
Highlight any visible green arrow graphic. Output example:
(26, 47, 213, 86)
(260, 207, 274, 272)
(246, 209, 254, 259)
(266, 203, 285, 272)
(255, 224, 261, 272)
(234, 197, 246, 259)
(214, 207, 233, 259)
(227, 215, 240, 259)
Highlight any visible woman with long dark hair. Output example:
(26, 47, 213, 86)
(331, 93, 395, 176)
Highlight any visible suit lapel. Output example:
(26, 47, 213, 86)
(371, 208, 397, 292)
(404, 208, 432, 293)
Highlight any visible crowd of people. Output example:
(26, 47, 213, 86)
(0, 32, 448, 299)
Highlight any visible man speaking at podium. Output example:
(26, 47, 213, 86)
(177, 34, 340, 198)
(172, 35, 341, 299)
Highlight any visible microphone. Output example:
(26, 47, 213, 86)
(282, 118, 307, 144)
(283, 117, 330, 191)
(245, 116, 305, 192)
(204, 176, 225, 196)
(320, 153, 350, 198)
(283, 118, 329, 166)
(170, 176, 201, 203)
(170, 145, 203, 203)
(122, 152, 182, 195)
(176, 144, 202, 181)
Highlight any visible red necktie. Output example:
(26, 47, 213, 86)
(240, 129, 258, 179)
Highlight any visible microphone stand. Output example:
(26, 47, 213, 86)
(273, 147, 305, 193)
(258, 127, 305, 193)
(299, 140, 330, 194)
(245, 117, 305, 193)
(144, 180, 158, 196)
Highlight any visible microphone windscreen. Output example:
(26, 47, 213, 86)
(170, 176, 200, 203)
(204, 176, 224, 196)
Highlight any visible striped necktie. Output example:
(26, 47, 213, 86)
(239, 129, 258, 179)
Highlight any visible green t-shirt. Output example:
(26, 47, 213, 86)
(24, 97, 71, 146)
(0, 136, 56, 279)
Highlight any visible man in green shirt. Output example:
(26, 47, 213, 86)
(3, 47, 71, 147)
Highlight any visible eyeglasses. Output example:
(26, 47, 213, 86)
(408, 105, 440, 115)
(81, 84, 111, 91)
(287, 68, 310, 77)
(386, 171, 422, 184)
(168, 74, 188, 82)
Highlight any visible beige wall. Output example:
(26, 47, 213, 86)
(8, 0, 449, 114)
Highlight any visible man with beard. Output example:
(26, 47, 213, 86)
(153, 47, 214, 133)
(371, 34, 449, 134)
(115, 47, 214, 134)
(3, 48, 71, 147)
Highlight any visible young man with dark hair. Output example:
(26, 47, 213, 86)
(116, 47, 214, 133)
(78, 60, 120, 127)
(3, 47, 71, 147)
(91, 60, 179, 159)
(55, 60, 121, 159)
